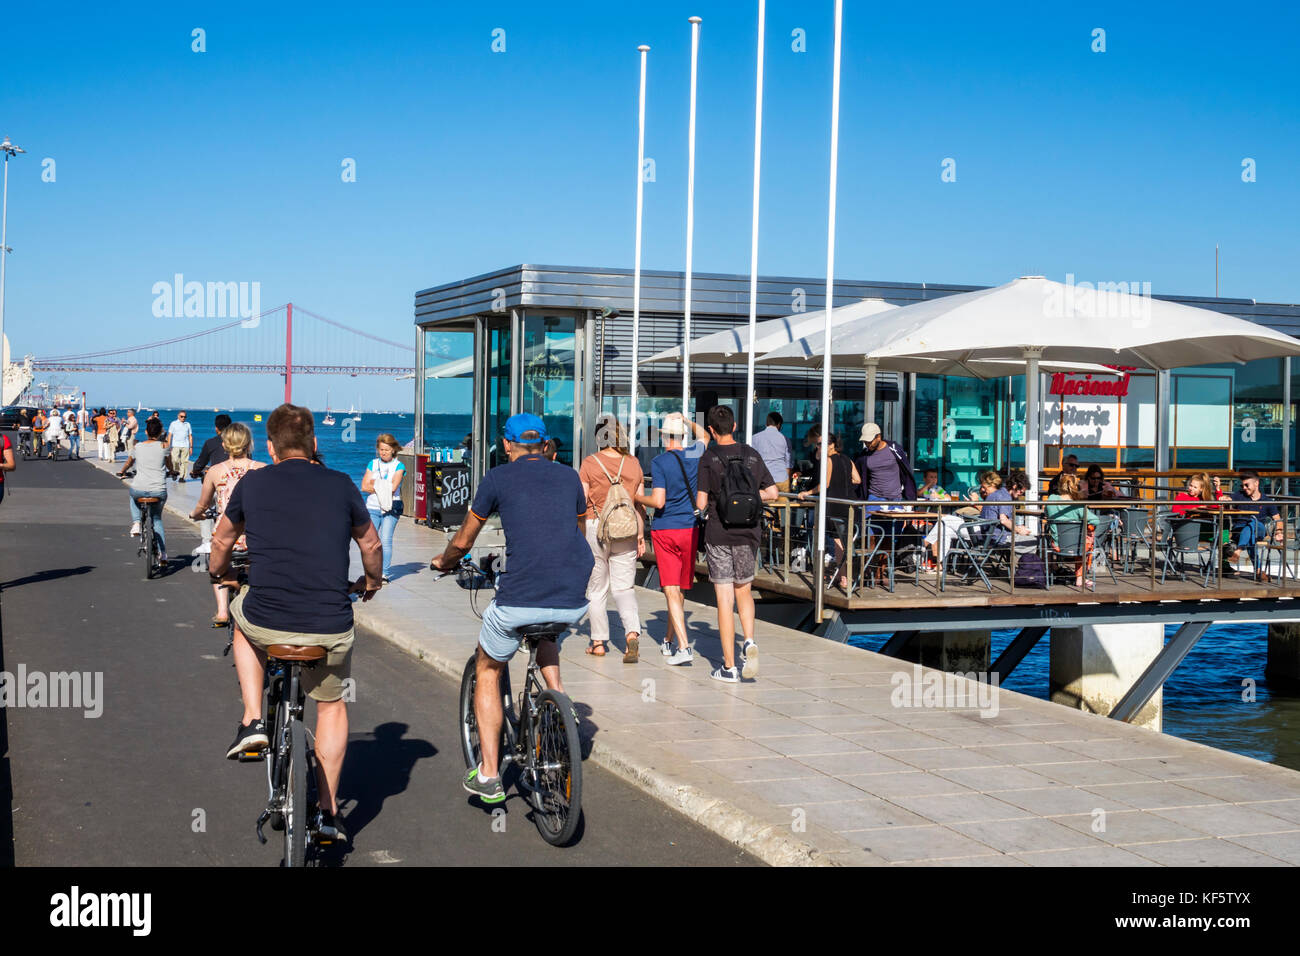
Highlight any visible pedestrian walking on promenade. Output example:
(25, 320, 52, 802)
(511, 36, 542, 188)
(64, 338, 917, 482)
(62, 407, 80, 459)
(32, 408, 48, 458)
(93, 408, 110, 460)
(696, 404, 778, 683)
(361, 433, 406, 584)
(579, 414, 645, 662)
(167, 410, 193, 481)
(123, 408, 139, 460)
(0, 430, 14, 505)
(191, 422, 265, 626)
(637, 412, 709, 665)
(105, 410, 121, 461)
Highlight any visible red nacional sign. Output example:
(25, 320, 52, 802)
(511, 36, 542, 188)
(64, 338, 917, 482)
(1049, 365, 1137, 398)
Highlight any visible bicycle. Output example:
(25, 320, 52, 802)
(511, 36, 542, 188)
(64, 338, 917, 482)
(136, 496, 166, 579)
(236, 641, 334, 866)
(17, 429, 33, 460)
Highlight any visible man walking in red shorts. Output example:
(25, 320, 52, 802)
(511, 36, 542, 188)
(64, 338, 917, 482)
(638, 413, 709, 665)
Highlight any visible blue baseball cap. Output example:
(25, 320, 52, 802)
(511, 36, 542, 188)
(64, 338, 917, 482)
(503, 413, 549, 444)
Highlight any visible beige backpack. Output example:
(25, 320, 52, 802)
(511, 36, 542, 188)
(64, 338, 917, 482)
(594, 454, 639, 546)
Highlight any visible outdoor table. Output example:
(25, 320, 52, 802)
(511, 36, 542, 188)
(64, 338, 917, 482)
(857, 509, 942, 593)
(767, 497, 814, 582)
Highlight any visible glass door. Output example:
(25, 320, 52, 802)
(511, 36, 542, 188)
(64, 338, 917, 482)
(479, 318, 512, 474)
(521, 314, 577, 465)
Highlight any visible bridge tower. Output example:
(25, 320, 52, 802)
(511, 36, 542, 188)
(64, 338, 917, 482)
(284, 301, 293, 403)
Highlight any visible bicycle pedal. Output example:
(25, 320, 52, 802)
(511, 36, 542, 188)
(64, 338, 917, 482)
(237, 750, 266, 762)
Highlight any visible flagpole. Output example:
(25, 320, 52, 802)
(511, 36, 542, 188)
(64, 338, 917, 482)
(682, 16, 702, 418)
(744, 0, 766, 442)
(815, 0, 843, 626)
(629, 44, 650, 454)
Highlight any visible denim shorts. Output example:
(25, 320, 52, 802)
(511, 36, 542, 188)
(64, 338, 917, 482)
(478, 600, 589, 662)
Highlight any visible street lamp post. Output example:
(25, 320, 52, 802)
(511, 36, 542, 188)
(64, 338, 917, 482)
(0, 136, 28, 398)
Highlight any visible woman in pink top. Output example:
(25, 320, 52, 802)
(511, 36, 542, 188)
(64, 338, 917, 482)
(191, 422, 265, 626)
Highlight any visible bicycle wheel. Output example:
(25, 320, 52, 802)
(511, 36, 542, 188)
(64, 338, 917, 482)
(284, 717, 307, 867)
(142, 518, 155, 580)
(458, 653, 480, 769)
(529, 689, 582, 847)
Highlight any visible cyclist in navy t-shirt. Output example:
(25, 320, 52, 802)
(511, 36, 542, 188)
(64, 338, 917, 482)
(211, 403, 384, 843)
(430, 413, 593, 805)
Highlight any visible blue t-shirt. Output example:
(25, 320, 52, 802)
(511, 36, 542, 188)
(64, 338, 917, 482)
(469, 454, 594, 609)
(224, 458, 372, 634)
(650, 441, 705, 531)
(980, 488, 1013, 544)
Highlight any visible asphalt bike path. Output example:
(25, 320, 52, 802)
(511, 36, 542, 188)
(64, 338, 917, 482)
(0, 457, 755, 866)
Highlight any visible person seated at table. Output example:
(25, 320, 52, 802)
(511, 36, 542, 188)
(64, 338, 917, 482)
(917, 467, 947, 501)
(1046, 454, 1079, 496)
(1084, 464, 1120, 500)
(1046, 473, 1094, 588)
(797, 427, 860, 590)
(1174, 473, 1219, 516)
(972, 470, 1034, 548)
(1226, 468, 1284, 575)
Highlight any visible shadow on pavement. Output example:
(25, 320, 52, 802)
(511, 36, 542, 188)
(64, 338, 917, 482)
(335, 721, 435, 843)
(0, 565, 94, 591)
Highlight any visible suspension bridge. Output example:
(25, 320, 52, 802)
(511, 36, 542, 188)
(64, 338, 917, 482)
(31, 304, 415, 402)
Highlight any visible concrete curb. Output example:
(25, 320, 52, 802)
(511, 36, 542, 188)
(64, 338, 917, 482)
(106, 460, 849, 866)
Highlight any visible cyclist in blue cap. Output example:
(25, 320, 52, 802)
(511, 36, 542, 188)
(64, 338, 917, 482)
(430, 412, 594, 804)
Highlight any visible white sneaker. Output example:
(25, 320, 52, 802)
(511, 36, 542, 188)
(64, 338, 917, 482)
(667, 646, 694, 666)
(130, 521, 141, 536)
(661, 639, 675, 657)
(710, 665, 740, 684)
(741, 640, 759, 679)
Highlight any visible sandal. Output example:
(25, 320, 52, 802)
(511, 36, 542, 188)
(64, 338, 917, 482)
(623, 635, 640, 664)
(585, 640, 607, 656)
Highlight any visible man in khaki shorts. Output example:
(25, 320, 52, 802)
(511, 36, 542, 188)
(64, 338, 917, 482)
(210, 403, 383, 842)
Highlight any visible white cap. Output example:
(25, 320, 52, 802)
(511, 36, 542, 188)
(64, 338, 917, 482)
(859, 422, 882, 442)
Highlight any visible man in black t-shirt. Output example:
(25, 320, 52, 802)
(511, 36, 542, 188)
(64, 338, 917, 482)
(696, 405, 777, 684)
(211, 403, 383, 843)
(191, 413, 233, 478)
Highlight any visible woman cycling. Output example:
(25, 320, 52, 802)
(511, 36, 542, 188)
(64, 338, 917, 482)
(190, 422, 265, 626)
(118, 418, 174, 562)
(361, 433, 406, 584)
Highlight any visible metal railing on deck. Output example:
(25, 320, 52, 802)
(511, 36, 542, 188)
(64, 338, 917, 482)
(757, 492, 1300, 613)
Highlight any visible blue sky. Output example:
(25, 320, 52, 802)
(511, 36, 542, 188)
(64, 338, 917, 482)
(2, 0, 1297, 409)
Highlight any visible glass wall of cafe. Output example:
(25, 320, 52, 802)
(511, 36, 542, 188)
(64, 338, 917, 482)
(911, 358, 1296, 496)
(417, 311, 898, 483)
(418, 310, 584, 485)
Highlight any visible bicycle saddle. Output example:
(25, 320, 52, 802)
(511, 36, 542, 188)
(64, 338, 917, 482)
(517, 623, 568, 641)
(266, 644, 327, 662)
(136, 496, 162, 504)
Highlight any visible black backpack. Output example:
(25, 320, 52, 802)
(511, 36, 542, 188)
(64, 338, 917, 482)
(717, 451, 761, 528)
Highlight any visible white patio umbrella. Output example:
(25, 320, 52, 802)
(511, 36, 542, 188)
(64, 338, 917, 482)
(640, 296, 897, 366)
(804, 275, 1300, 496)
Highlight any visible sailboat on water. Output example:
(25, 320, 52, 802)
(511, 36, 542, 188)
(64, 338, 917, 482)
(322, 391, 336, 426)
(347, 396, 361, 421)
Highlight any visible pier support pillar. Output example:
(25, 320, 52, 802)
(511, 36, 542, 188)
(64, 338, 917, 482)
(895, 630, 991, 674)
(1050, 624, 1164, 731)
(1265, 622, 1300, 688)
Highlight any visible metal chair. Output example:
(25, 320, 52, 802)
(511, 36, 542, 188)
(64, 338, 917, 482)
(1119, 506, 1154, 573)
(1157, 514, 1216, 587)
(1042, 514, 1089, 589)
(943, 517, 1002, 592)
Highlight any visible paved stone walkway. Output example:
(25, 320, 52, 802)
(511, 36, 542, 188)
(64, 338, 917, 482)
(95, 456, 1300, 865)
